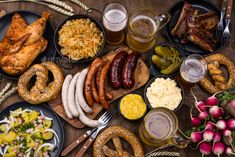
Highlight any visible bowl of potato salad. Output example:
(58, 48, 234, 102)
(0, 102, 64, 157)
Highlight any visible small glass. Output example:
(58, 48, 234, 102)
(103, 3, 128, 45)
(126, 9, 171, 53)
(139, 107, 188, 148)
(178, 54, 207, 89)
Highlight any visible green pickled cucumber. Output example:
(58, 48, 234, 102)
(154, 46, 171, 58)
(152, 55, 171, 70)
(160, 60, 181, 74)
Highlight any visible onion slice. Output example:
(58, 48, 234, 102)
(4, 145, 9, 154)
(0, 147, 3, 155)
(40, 110, 53, 121)
(5, 116, 15, 133)
(0, 117, 11, 124)
(10, 109, 32, 115)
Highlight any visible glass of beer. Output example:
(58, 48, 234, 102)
(178, 54, 207, 89)
(139, 107, 189, 148)
(126, 9, 171, 52)
(103, 3, 128, 45)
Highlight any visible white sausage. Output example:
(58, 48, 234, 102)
(75, 68, 92, 113)
(67, 72, 80, 117)
(61, 75, 73, 119)
(79, 113, 100, 128)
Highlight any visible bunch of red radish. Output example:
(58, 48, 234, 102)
(190, 91, 235, 157)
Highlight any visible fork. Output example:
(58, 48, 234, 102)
(222, 0, 233, 47)
(216, 0, 227, 39)
(61, 110, 114, 156)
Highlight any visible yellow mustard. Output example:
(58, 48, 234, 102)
(120, 94, 147, 120)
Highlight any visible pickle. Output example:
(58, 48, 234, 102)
(42, 131, 54, 140)
(152, 55, 171, 70)
(155, 46, 171, 58)
(160, 60, 181, 75)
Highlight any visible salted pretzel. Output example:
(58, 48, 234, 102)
(18, 62, 64, 104)
(93, 126, 144, 157)
(199, 54, 235, 94)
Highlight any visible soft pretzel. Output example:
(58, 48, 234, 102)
(18, 62, 64, 104)
(199, 54, 235, 94)
(93, 126, 144, 157)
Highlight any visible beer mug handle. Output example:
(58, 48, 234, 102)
(86, 8, 103, 22)
(155, 13, 171, 30)
(170, 128, 190, 149)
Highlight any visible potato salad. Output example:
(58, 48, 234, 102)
(0, 108, 59, 157)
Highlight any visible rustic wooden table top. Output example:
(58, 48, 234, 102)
(0, 0, 235, 156)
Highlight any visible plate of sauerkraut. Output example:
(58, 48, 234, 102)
(0, 102, 64, 157)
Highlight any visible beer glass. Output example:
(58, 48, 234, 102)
(103, 3, 128, 45)
(126, 9, 171, 52)
(179, 54, 207, 88)
(139, 107, 189, 148)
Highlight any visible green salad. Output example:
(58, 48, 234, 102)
(0, 108, 59, 157)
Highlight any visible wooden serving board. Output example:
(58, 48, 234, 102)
(48, 47, 150, 128)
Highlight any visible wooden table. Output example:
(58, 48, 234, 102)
(0, 0, 235, 156)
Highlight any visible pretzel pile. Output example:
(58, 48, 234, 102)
(199, 54, 235, 94)
(93, 126, 144, 157)
(18, 62, 64, 104)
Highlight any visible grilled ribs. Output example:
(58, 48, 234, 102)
(171, 2, 219, 52)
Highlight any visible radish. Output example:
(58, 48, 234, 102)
(213, 142, 225, 157)
(190, 106, 201, 126)
(203, 130, 214, 142)
(215, 120, 227, 130)
(191, 117, 201, 127)
(199, 111, 209, 120)
(230, 100, 235, 109)
(191, 89, 207, 112)
(205, 121, 214, 130)
(213, 132, 221, 148)
(225, 147, 235, 156)
(227, 118, 235, 130)
(199, 142, 212, 156)
(191, 131, 203, 143)
(223, 129, 232, 137)
(206, 92, 221, 106)
(209, 106, 223, 119)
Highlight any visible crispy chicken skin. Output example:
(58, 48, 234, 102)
(0, 34, 30, 57)
(1, 37, 48, 75)
(24, 12, 50, 45)
(4, 13, 28, 41)
(0, 12, 50, 75)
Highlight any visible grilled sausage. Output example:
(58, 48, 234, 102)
(91, 78, 100, 103)
(84, 58, 103, 106)
(96, 63, 113, 100)
(109, 51, 128, 89)
(98, 61, 111, 109)
(122, 52, 140, 89)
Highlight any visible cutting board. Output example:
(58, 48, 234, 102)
(48, 47, 150, 128)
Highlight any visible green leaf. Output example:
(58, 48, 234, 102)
(210, 116, 217, 123)
(232, 131, 235, 146)
(185, 129, 193, 138)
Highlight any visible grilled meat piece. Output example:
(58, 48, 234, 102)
(171, 2, 219, 52)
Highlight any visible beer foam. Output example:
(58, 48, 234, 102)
(131, 15, 158, 34)
(103, 9, 127, 32)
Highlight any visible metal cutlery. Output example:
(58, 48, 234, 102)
(222, 0, 233, 46)
(216, 0, 227, 39)
(61, 110, 114, 156)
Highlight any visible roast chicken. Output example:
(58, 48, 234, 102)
(171, 2, 219, 52)
(0, 12, 50, 75)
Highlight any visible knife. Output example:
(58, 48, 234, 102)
(75, 123, 109, 157)
(61, 128, 96, 156)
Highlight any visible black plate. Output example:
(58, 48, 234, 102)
(0, 10, 56, 80)
(0, 102, 64, 157)
(144, 75, 184, 111)
(54, 14, 106, 64)
(149, 43, 186, 77)
(164, 0, 222, 56)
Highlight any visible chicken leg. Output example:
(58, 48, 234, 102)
(24, 12, 50, 45)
